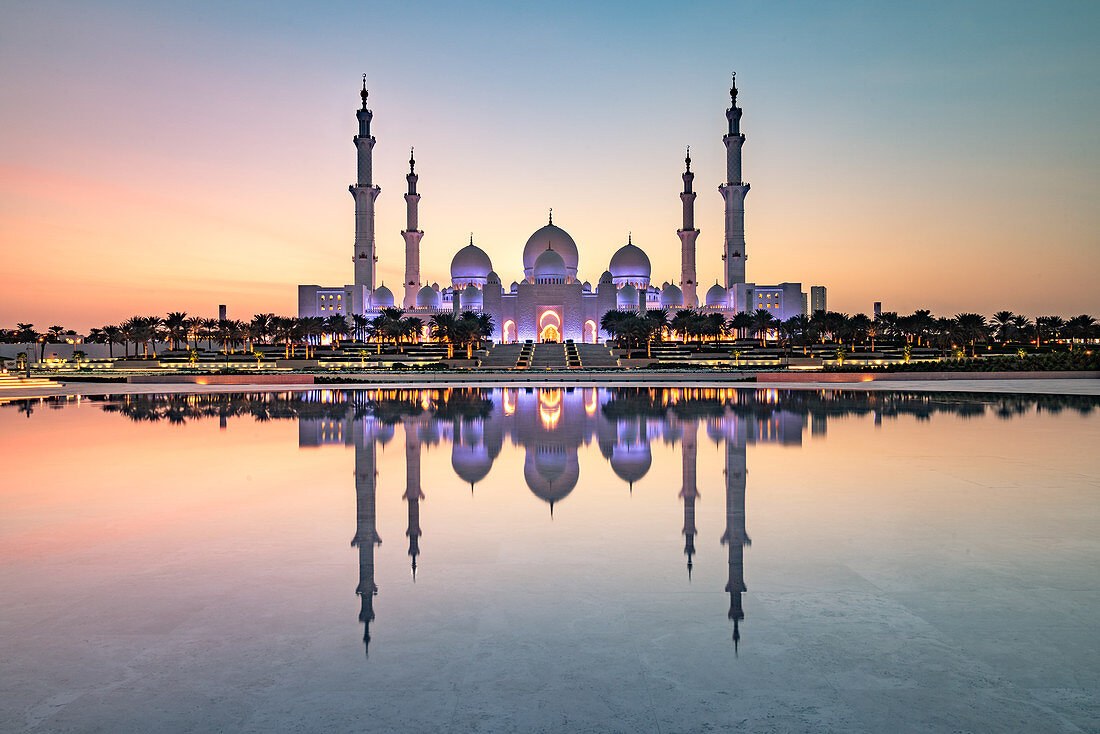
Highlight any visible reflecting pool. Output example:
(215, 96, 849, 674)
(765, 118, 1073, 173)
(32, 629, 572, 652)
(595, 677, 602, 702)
(1, 388, 1098, 732)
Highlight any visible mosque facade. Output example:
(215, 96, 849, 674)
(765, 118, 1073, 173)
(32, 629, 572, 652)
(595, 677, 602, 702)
(298, 75, 826, 342)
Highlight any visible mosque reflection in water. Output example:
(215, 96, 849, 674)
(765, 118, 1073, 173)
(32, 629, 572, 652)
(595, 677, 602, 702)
(73, 387, 1098, 659)
(296, 387, 764, 655)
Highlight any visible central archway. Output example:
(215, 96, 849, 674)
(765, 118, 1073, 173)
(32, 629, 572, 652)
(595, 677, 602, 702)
(538, 308, 562, 343)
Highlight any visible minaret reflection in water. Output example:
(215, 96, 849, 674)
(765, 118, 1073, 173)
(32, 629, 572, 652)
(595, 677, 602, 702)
(297, 387, 817, 657)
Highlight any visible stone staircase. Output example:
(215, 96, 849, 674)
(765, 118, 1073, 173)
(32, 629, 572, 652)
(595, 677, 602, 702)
(0, 373, 56, 390)
(478, 343, 526, 368)
(575, 343, 619, 367)
(530, 342, 568, 369)
(477, 341, 620, 369)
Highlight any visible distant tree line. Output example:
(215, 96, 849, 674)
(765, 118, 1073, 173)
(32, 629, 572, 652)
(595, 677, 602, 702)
(2, 308, 1096, 359)
(600, 308, 1098, 355)
(0, 309, 494, 360)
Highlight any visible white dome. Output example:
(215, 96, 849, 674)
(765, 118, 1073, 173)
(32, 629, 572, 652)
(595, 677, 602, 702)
(532, 246, 567, 284)
(523, 449, 579, 506)
(451, 242, 493, 285)
(416, 285, 440, 309)
(617, 283, 639, 308)
(452, 443, 493, 486)
(609, 240, 651, 285)
(705, 283, 728, 307)
(460, 283, 483, 308)
(660, 283, 683, 307)
(610, 443, 652, 485)
(372, 284, 394, 308)
(523, 222, 578, 280)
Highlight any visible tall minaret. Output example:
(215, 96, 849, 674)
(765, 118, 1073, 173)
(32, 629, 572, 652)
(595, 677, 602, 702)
(720, 417, 750, 652)
(678, 147, 700, 308)
(351, 75, 382, 294)
(401, 148, 423, 309)
(679, 418, 699, 577)
(718, 73, 750, 290)
(351, 418, 381, 656)
(403, 418, 424, 577)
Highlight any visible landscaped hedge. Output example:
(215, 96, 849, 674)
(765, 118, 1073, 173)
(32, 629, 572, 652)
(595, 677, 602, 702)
(827, 351, 1099, 373)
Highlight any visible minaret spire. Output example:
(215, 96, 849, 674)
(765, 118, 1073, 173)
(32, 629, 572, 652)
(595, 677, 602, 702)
(352, 75, 382, 300)
(678, 145, 700, 307)
(679, 419, 700, 578)
(719, 71, 750, 292)
(401, 146, 423, 309)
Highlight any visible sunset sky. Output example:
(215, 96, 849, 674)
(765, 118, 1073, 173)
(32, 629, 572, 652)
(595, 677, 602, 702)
(1, 0, 1097, 331)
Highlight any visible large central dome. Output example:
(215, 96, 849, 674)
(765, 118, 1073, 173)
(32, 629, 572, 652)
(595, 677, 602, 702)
(523, 220, 578, 281)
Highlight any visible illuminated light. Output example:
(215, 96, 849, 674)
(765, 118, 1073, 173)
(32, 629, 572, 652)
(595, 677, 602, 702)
(585, 389, 598, 416)
(503, 389, 516, 415)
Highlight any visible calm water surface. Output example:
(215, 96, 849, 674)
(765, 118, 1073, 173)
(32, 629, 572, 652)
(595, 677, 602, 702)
(1, 388, 1098, 733)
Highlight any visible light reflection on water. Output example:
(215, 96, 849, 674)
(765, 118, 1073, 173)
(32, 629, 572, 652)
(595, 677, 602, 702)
(1, 388, 1098, 732)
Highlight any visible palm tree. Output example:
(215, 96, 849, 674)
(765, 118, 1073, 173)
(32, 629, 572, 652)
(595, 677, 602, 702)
(164, 311, 188, 351)
(848, 313, 872, 349)
(704, 312, 726, 342)
(250, 313, 274, 346)
(872, 311, 900, 347)
(1065, 314, 1097, 347)
(324, 314, 348, 348)
(1011, 315, 1033, 347)
(751, 309, 775, 347)
(808, 310, 829, 343)
(185, 316, 204, 350)
(645, 308, 669, 340)
(430, 313, 459, 357)
(201, 318, 218, 350)
(782, 315, 811, 353)
(1036, 315, 1065, 347)
(729, 312, 753, 342)
(350, 314, 369, 343)
(990, 311, 1015, 344)
(953, 313, 989, 357)
(102, 325, 123, 359)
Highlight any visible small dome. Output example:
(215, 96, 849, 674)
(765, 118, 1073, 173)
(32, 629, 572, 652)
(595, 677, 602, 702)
(660, 283, 683, 308)
(532, 246, 567, 284)
(610, 443, 652, 485)
(617, 283, 639, 308)
(486, 270, 501, 284)
(372, 284, 394, 308)
(582, 281, 592, 292)
(523, 222, 578, 280)
(705, 283, 728, 307)
(461, 283, 483, 308)
(509, 281, 519, 292)
(452, 443, 493, 486)
(416, 285, 440, 309)
(599, 270, 614, 284)
(609, 240, 651, 285)
(451, 242, 493, 285)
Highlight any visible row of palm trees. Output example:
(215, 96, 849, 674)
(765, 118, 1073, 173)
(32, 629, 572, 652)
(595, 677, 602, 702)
(12, 308, 495, 361)
(600, 308, 1099, 355)
(4, 308, 1095, 359)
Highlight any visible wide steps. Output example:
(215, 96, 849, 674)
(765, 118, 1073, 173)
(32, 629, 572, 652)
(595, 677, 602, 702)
(0, 373, 56, 389)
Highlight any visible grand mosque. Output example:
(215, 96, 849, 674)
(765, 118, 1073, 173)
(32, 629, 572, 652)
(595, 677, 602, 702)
(298, 75, 825, 342)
